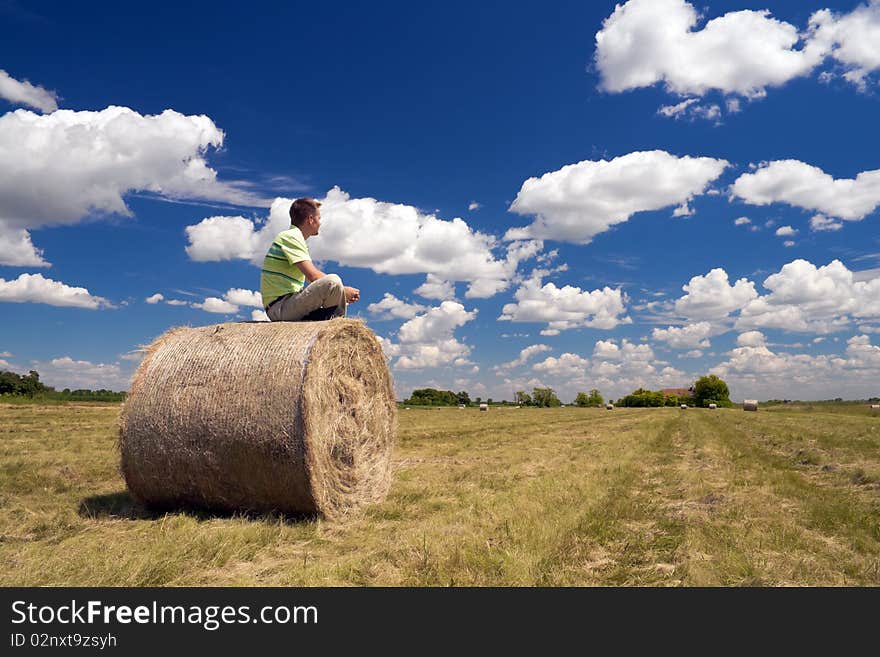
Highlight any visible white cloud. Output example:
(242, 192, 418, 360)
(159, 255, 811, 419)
(0, 106, 266, 267)
(736, 330, 767, 347)
(495, 344, 552, 371)
(0, 69, 58, 113)
(652, 321, 713, 349)
(732, 160, 880, 221)
(145, 293, 164, 304)
(413, 274, 456, 300)
(224, 288, 262, 308)
(468, 201, 481, 211)
(0, 273, 113, 309)
(775, 225, 798, 237)
(810, 214, 844, 232)
(186, 188, 541, 298)
(0, 351, 11, 358)
(532, 353, 591, 378)
(386, 301, 478, 370)
(734, 216, 751, 226)
(33, 356, 131, 391)
(711, 333, 880, 400)
(0, 224, 48, 267)
(595, 0, 828, 99)
(193, 297, 238, 314)
(165, 299, 188, 306)
(251, 309, 269, 322)
(657, 98, 698, 118)
(367, 293, 427, 320)
(499, 269, 631, 333)
(683, 350, 703, 358)
(593, 338, 655, 362)
(674, 268, 758, 320)
(810, 1, 880, 88)
(736, 259, 880, 333)
(784, 240, 796, 248)
(505, 150, 728, 244)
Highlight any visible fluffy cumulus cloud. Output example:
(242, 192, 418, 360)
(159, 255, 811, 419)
(367, 293, 427, 320)
(505, 151, 728, 244)
(33, 356, 132, 391)
(596, 0, 880, 117)
(0, 69, 58, 113)
(652, 321, 713, 349)
(670, 259, 880, 334)
(775, 226, 798, 237)
(732, 160, 880, 222)
(711, 333, 880, 400)
(495, 343, 552, 371)
(145, 293, 164, 304)
(736, 330, 767, 347)
(735, 259, 880, 332)
(0, 106, 265, 266)
(384, 301, 478, 370)
(191, 288, 262, 315)
(674, 268, 758, 320)
(0, 273, 113, 309)
(186, 187, 541, 298)
(595, 0, 827, 99)
(499, 269, 631, 334)
(413, 274, 456, 300)
(811, 1, 880, 88)
(532, 352, 591, 378)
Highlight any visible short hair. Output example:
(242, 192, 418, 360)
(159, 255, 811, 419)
(289, 197, 321, 226)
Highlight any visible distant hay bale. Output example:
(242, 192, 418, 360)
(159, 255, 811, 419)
(119, 320, 397, 519)
(606, 403, 614, 410)
(743, 400, 759, 412)
(871, 404, 880, 410)
(680, 404, 688, 409)
(708, 403, 717, 409)
(458, 404, 465, 409)
(479, 403, 488, 412)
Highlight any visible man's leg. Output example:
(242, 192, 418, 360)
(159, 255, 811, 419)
(269, 274, 346, 321)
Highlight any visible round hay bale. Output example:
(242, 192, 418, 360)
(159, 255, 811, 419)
(119, 319, 397, 518)
(680, 404, 688, 409)
(743, 400, 758, 412)
(479, 403, 488, 412)
(871, 404, 879, 410)
(606, 403, 614, 410)
(708, 403, 717, 409)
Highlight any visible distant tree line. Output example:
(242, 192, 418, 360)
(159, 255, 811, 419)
(0, 369, 126, 402)
(616, 375, 732, 408)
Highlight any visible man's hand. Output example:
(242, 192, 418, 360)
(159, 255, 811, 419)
(344, 286, 360, 304)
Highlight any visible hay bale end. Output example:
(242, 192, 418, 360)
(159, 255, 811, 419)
(119, 319, 397, 518)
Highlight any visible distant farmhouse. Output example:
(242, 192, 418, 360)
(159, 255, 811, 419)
(660, 387, 694, 398)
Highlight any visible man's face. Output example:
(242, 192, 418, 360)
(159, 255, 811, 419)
(310, 210, 321, 235)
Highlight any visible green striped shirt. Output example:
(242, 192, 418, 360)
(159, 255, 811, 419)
(260, 226, 310, 307)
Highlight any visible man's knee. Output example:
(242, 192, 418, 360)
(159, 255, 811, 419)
(323, 273, 343, 290)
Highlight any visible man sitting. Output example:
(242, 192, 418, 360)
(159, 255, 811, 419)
(261, 197, 360, 321)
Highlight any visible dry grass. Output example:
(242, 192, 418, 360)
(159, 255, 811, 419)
(1, 403, 879, 586)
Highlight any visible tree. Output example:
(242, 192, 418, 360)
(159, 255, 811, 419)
(574, 392, 590, 407)
(693, 375, 731, 408)
(587, 389, 603, 406)
(532, 387, 561, 408)
(515, 391, 531, 406)
(456, 390, 471, 406)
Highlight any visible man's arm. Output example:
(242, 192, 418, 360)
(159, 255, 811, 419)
(295, 260, 360, 303)
(296, 259, 325, 283)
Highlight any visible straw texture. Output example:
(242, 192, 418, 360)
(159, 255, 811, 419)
(743, 400, 759, 411)
(119, 319, 397, 518)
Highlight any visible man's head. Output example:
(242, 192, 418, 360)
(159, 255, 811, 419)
(289, 197, 322, 237)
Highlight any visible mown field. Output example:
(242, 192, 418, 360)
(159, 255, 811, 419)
(1, 403, 879, 586)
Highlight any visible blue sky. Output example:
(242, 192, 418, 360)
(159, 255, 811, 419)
(1, 0, 879, 401)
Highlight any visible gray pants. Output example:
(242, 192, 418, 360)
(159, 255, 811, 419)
(266, 274, 347, 322)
